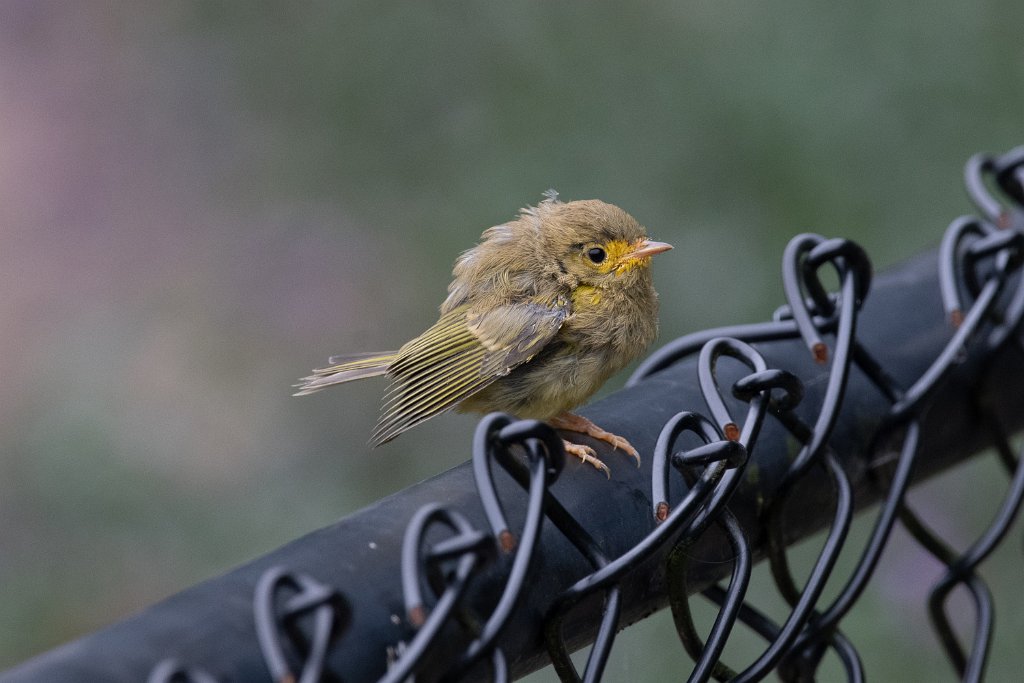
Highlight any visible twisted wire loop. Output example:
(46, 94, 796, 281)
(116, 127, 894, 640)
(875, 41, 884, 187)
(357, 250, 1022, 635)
(383, 504, 495, 683)
(662, 342, 799, 683)
(253, 566, 348, 683)
(685, 237, 864, 683)
(383, 414, 566, 683)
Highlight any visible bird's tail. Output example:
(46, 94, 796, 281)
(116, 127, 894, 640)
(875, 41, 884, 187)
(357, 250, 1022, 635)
(293, 351, 397, 396)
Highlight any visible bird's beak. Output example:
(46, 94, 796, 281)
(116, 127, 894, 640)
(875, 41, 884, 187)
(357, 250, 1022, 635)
(626, 239, 673, 260)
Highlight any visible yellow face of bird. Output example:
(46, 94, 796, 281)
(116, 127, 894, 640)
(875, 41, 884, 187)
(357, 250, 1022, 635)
(575, 237, 673, 278)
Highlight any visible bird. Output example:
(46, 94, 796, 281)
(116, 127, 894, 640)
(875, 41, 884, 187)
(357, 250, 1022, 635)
(295, 191, 672, 476)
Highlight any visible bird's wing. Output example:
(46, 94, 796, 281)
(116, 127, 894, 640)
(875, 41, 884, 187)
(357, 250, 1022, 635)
(370, 298, 568, 445)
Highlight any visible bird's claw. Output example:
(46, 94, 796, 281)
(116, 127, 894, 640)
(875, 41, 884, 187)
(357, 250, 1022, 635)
(562, 440, 611, 478)
(603, 433, 641, 466)
(550, 412, 641, 468)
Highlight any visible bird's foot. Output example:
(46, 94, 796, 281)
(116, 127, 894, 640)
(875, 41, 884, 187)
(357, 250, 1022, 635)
(549, 412, 641, 469)
(561, 440, 610, 478)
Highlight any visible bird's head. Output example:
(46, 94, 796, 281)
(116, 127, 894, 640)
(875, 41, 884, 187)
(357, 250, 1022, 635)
(443, 194, 672, 312)
(536, 197, 673, 290)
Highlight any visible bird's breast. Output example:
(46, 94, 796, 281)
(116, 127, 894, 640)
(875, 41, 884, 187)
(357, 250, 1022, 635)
(563, 283, 658, 357)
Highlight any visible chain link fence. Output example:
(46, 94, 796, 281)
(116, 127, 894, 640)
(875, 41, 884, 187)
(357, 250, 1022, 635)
(4, 147, 1024, 682)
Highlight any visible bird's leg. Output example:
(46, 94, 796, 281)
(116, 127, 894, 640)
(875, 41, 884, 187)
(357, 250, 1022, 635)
(549, 412, 642, 471)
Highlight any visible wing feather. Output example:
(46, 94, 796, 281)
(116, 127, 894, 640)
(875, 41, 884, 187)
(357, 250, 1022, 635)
(294, 351, 396, 396)
(369, 299, 567, 445)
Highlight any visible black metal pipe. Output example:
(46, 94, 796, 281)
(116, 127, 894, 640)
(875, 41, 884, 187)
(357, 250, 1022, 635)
(3, 246, 1021, 682)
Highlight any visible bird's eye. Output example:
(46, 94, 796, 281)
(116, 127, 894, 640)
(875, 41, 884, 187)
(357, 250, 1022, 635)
(586, 247, 607, 264)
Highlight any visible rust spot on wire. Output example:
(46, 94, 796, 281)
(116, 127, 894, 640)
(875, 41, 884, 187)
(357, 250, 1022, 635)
(724, 422, 740, 442)
(655, 502, 669, 522)
(499, 529, 517, 554)
(812, 342, 829, 364)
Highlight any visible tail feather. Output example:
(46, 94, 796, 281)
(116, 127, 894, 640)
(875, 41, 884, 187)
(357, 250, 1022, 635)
(293, 351, 396, 396)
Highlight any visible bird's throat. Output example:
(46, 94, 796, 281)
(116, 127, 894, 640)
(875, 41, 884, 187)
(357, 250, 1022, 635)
(571, 284, 603, 307)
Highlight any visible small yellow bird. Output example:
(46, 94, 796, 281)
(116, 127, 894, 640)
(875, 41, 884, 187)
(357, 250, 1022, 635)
(295, 192, 672, 475)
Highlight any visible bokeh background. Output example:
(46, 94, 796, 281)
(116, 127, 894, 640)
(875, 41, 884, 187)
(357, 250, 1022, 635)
(2, 1, 1023, 680)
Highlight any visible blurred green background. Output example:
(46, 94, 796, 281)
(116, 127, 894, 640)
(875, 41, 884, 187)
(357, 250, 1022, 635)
(2, 1, 1023, 680)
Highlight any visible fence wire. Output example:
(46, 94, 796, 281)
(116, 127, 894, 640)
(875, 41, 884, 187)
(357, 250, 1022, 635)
(6, 147, 1024, 683)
